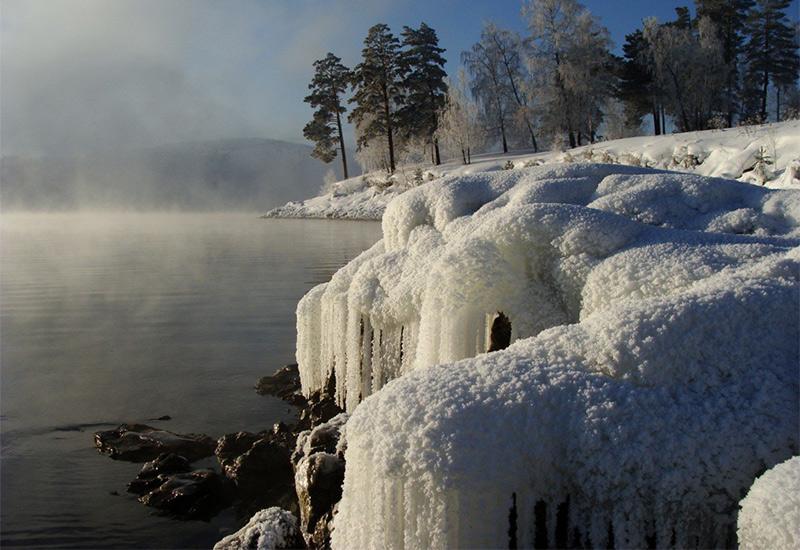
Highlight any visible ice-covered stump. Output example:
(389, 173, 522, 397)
(213, 507, 303, 550)
(738, 456, 800, 550)
(291, 164, 800, 548)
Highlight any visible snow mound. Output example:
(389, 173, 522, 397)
(292, 164, 800, 548)
(738, 456, 800, 550)
(213, 507, 301, 550)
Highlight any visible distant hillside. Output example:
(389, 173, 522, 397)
(0, 138, 345, 210)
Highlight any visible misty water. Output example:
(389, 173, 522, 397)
(0, 212, 380, 548)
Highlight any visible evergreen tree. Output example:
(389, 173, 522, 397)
(617, 29, 663, 134)
(743, 0, 800, 120)
(695, 0, 753, 126)
(350, 24, 404, 173)
(399, 22, 448, 165)
(303, 53, 352, 179)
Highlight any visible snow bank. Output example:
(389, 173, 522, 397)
(267, 121, 800, 220)
(213, 507, 301, 550)
(293, 163, 799, 548)
(738, 456, 800, 550)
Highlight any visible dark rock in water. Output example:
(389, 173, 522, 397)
(127, 453, 192, 496)
(295, 453, 345, 549)
(293, 414, 348, 548)
(94, 423, 216, 462)
(215, 423, 298, 518)
(138, 469, 234, 520)
(216, 431, 264, 472)
(298, 391, 342, 431)
(256, 364, 305, 406)
(154, 415, 172, 421)
(226, 438, 293, 496)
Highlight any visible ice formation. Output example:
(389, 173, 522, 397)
(213, 507, 301, 550)
(738, 456, 800, 550)
(294, 164, 799, 548)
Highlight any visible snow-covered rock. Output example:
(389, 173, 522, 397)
(293, 163, 799, 548)
(738, 456, 800, 550)
(213, 507, 303, 550)
(267, 120, 800, 220)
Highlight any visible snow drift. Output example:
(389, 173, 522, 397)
(738, 456, 800, 550)
(295, 164, 799, 548)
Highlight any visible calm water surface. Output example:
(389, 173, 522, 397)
(0, 212, 380, 548)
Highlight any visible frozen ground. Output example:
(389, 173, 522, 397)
(266, 120, 800, 220)
(293, 163, 799, 548)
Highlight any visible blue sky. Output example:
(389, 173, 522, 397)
(2, 0, 797, 155)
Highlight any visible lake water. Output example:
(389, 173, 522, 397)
(0, 212, 380, 548)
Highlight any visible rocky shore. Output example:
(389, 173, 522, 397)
(94, 364, 347, 549)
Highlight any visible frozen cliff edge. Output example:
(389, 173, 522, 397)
(295, 163, 799, 548)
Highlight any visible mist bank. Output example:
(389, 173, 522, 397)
(1, 138, 354, 211)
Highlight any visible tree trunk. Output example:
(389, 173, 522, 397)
(383, 86, 396, 173)
(467, 147, 471, 164)
(461, 148, 467, 165)
(499, 116, 508, 154)
(661, 107, 666, 135)
(776, 86, 781, 122)
(652, 104, 661, 135)
(434, 139, 441, 165)
(335, 110, 348, 179)
(760, 69, 769, 121)
(568, 131, 576, 149)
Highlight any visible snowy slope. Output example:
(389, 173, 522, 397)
(266, 120, 800, 220)
(293, 164, 799, 548)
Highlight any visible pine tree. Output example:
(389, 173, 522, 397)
(350, 24, 404, 173)
(303, 53, 352, 179)
(399, 22, 448, 165)
(743, 0, 800, 120)
(617, 29, 663, 134)
(695, 0, 753, 126)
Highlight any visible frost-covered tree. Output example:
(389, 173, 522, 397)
(436, 70, 484, 164)
(743, 0, 800, 121)
(485, 25, 539, 151)
(303, 53, 352, 179)
(643, 12, 728, 131)
(523, 0, 615, 147)
(398, 22, 448, 165)
(350, 24, 405, 173)
(462, 24, 516, 153)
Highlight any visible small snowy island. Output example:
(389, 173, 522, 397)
(273, 153, 800, 548)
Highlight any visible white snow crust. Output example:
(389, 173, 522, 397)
(738, 456, 800, 550)
(213, 507, 300, 550)
(293, 163, 800, 548)
(267, 120, 800, 220)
